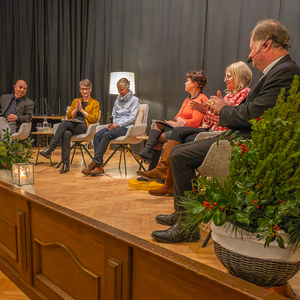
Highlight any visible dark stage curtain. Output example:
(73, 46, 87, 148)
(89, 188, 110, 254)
(1, 0, 300, 127)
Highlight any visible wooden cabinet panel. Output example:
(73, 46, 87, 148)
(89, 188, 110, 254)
(0, 188, 17, 224)
(0, 215, 17, 261)
(33, 238, 100, 300)
(30, 203, 105, 299)
(104, 238, 131, 300)
(0, 187, 32, 286)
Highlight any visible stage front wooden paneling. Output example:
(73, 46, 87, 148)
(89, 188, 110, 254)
(0, 181, 286, 300)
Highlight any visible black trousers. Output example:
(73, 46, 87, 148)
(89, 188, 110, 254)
(169, 127, 209, 143)
(50, 120, 87, 163)
(170, 135, 220, 211)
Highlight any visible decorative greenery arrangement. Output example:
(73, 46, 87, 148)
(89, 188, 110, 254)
(0, 129, 33, 170)
(179, 75, 300, 252)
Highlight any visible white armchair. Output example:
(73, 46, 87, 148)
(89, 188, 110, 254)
(96, 104, 149, 174)
(11, 122, 32, 140)
(194, 131, 231, 179)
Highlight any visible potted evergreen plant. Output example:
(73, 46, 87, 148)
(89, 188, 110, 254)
(179, 75, 300, 288)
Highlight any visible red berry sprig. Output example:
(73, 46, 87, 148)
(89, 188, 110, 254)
(273, 224, 280, 237)
(237, 143, 249, 156)
(203, 201, 213, 210)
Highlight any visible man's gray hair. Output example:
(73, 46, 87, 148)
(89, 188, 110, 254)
(251, 19, 290, 49)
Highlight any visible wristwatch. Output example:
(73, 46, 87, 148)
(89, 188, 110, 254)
(84, 111, 88, 116)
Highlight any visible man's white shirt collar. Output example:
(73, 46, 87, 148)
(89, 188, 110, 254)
(263, 55, 287, 75)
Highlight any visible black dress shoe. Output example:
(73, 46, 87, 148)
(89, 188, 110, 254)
(151, 222, 200, 243)
(40, 147, 53, 159)
(155, 211, 179, 226)
(60, 163, 70, 174)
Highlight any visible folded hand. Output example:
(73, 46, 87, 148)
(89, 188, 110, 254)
(7, 114, 17, 122)
(207, 90, 228, 115)
(107, 123, 120, 130)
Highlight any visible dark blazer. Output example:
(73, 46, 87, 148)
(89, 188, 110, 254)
(219, 55, 300, 137)
(0, 94, 34, 128)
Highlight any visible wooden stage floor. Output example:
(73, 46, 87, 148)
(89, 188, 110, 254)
(1, 147, 299, 299)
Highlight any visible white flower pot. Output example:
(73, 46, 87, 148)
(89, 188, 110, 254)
(211, 222, 300, 262)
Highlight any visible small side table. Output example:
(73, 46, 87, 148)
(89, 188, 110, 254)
(31, 132, 56, 166)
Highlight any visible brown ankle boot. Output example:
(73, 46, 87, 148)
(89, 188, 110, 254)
(90, 164, 104, 176)
(137, 162, 167, 181)
(81, 161, 97, 176)
(136, 139, 181, 180)
(149, 165, 173, 196)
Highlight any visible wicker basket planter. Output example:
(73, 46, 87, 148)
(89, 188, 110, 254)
(211, 222, 300, 287)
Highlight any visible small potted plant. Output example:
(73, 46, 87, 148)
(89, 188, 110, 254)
(179, 75, 300, 288)
(0, 129, 33, 183)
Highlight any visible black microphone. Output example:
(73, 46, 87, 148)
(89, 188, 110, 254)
(247, 38, 270, 64)
(247, 37, 291, 64)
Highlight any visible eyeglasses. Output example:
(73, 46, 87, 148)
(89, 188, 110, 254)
(80, 87, 90, 91)
(224, 76, 233, 82)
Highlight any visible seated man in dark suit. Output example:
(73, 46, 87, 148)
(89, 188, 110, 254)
(151, 19, 300, 243)
(0, 80, 34, 139)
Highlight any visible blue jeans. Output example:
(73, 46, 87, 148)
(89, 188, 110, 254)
(93, 127, 128, 165)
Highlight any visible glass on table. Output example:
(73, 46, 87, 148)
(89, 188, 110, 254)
(36, 123, 42, 132)
(47, 123, 52, 133)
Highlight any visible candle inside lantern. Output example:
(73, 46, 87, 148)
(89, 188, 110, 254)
(12, 163, 34, 186)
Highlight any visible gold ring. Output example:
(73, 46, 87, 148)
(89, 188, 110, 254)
(211, 101, 215, 105)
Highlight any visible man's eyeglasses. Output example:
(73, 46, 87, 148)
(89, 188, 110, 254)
(80, 87, 90, 91)
(224, 76, 233, 82)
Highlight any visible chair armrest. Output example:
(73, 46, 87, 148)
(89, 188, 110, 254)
(194, 131, 223, 141)
(71, 123, 99, 141)
(110, 124, 147, 145)
(11, 122, 31, 140)
(96, 124, 108, 133)
(125, 124, 147, 137)
(197, 140, 232, 178)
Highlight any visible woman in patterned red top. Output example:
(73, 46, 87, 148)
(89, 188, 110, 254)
(138, 61, 252, 196)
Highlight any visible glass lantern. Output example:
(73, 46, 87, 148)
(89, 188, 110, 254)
(12, 163, 34, 186)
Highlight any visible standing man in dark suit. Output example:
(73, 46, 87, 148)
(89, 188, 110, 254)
(151, 19, 300, 243)
(0, 80, 34, 139)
